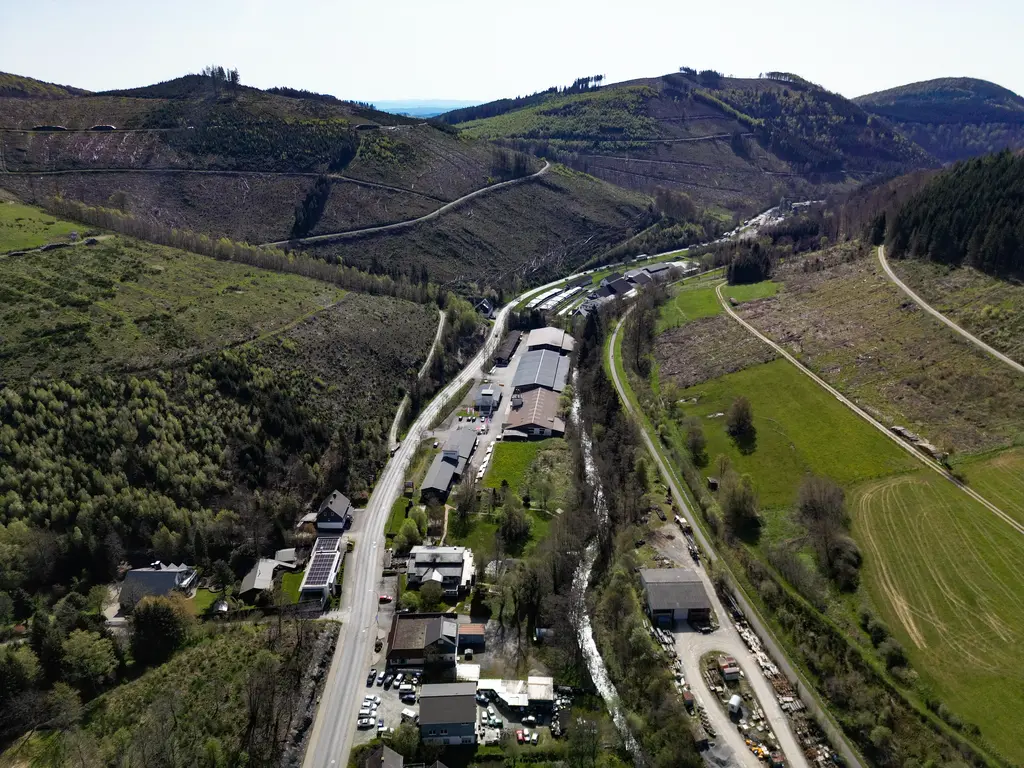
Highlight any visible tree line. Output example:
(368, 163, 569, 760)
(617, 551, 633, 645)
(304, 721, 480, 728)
(886, 149, 1024, 277)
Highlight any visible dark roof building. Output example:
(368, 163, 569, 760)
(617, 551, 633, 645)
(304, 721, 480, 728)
(474, 384, 502, 414)
(419, 682, 477, 745)
(407, 546, 475, 596)
(316, 490, 353, 531)
(493, 331, 521, 366)
(630, 271, 654, 286)
(386, 613, 459, 667)
(599, 271, 623, 287)
(639, 568, 712, 626)
(505, 388, 565, 438)
(513, 349, 570, 393)
(119, 562, 196, 608)
(421, 429, 477, 500)
(607, 278, 634, 296)
(364, 745, 403, 768)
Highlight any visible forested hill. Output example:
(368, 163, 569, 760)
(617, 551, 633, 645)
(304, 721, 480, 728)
(855, 78, 1024, 162)
(0, 71, 90, 99)
(442, 70, 935, 214)
(886, 150, 1024, 277)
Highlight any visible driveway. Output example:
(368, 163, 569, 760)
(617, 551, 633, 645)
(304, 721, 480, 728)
(653, 528, 810, 768)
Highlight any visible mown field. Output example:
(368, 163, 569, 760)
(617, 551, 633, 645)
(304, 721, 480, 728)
(958, 447, 1024, 526)
(891, 257, 1024, 365)
(849, 471, 1024, 762)
(672, 358, 918, 509)
(0, 209, 342, 382)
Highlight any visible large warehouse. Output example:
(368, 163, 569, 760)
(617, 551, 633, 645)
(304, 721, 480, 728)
(639, 568, 712, 627)
(512, 349, 570, 393)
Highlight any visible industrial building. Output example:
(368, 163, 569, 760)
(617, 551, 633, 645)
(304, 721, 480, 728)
(638, 568, 712, 626)
(512, 349, 570, 393)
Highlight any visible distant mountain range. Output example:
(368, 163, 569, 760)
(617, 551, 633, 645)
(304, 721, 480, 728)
(373, 99, 481, 118)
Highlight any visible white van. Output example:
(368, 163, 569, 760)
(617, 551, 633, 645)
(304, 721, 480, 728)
(401, 708, 418, 723)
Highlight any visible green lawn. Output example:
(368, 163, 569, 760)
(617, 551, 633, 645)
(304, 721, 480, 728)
(448, 506, 553, 558)
(190, 588, 219, 615)
(958, 447, 1024, 525)
(656, 284, 722, 332)
(673, 359, 917, 509)
(720, 280, 778, 304)
(483, 440, 558, 491)
(387, 496, 413, 537)
(281, 571, 303, 604)
(850, 471, 1024, 763)
(0, 201, 82, 252)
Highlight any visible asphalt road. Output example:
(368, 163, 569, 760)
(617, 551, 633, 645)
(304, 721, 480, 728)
(713, 281, 1024, 536)
(607, 311, 809, 768)
(878, 245, 1024, 375)
(302, 276, 570, 768)
(264, 161, 551, 248)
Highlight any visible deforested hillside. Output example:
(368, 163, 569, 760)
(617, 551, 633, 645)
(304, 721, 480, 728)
(856, 77, 1024, 162)
(886, 150, 1024, 276)
(0, 71, 538, 249)
(297, 165, 654, 288)
(448, 70, 936, 214)
(0, 71, 90, 99)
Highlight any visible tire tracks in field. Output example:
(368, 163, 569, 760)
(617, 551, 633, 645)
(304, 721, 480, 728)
(715, 281, 1024, 537)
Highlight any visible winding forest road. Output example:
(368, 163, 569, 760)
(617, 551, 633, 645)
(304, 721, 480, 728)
(264, 161, 551, 247)
(714, 282, 1024, 536)
(387, 309, 446, 451)
(877, 245, 1024, 375)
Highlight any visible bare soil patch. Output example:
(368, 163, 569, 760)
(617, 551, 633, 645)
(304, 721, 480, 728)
(655, 312, 776, 388)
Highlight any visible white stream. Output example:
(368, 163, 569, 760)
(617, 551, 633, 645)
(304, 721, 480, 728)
(569, 377, 643, 763)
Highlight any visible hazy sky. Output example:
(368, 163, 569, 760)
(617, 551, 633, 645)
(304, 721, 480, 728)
(4, 0, 1022, 101)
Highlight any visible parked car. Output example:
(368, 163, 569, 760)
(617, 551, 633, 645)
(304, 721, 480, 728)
(394, 672, 404, 685)
(516, 730, 525, 744)
(379, 594, 393, 603)
(433, 440, 439, 448)
(523, 715, 537, 726)
(357, 717, 374, 729)
(383, 674, 394, 689)
(531, 732, 539, 745)
(367, 668, 377, 686)
(377, 718, 385, 730)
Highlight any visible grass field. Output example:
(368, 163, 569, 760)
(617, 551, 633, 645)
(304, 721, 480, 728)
(0, 200, 82, 251)
(190, 588, 219, 614)
(850, 471, 1024, 762)
(720, 280, 778, 304)
(674, 359, 917, 509)
(448, 506, 553, 558)
(281, 571, 303, 604)
(958, 447, 1024, 526)
(387, 496, 413, 537)
(0, 213, 342, 381)
(657, 284, 722, 332)
(483, 440, 554, 491)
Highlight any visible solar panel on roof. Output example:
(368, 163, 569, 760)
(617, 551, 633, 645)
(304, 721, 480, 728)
(313, 536, 341, 553)
(301, 552, 338, 589)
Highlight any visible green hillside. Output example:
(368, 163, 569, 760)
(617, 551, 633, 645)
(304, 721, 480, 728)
(856, 78, 1024, 161)
(453, 71, 934, 214)
(0, 71, 89, 99)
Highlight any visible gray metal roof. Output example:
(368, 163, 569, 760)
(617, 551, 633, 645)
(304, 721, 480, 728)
(317, 490, 352, 522)
(121, 563, 195, 603)
(418, 683, 477, 726)
(442, 429, 477, 460)
(240, 558, 280, 595)
(639, 568, 711, 612)
(421, 455, 458, 494)
(526, 327, 575, 353)
(513, 349, 570, 392)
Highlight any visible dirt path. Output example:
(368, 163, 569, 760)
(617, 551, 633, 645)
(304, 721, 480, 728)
(263, 161, 551, 247)
(388, 309, 445, 451)
(878, 245, 1024, 375)
(714, 281, 1024, 536)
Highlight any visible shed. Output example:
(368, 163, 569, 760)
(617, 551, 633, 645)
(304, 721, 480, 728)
(728, 694, 743, 714)
(638, 568, 712, 626)
(457, 622, 486, 649)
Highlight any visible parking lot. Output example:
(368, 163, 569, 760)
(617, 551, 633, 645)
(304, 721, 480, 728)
(352, 667, 426, 746)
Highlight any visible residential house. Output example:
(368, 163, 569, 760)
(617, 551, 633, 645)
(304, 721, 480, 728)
(239, 558, 283, 602)
(420, 429, 477, 502)
(363, 745, 403, 768)
(599, 271, 623, 287)
(298, 536, 344, 606)
(407, 546, 475, 597)
(316, 490, 353, 532)
(119, 562, 197, 609)
(386, 613, 459, 667)
(418, 682, 478, 745)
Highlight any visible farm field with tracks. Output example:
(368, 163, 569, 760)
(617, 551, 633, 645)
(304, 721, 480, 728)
(850, 471, 1024, 761)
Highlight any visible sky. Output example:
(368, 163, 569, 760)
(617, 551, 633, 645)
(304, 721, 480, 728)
(3, 0, 1023, 102)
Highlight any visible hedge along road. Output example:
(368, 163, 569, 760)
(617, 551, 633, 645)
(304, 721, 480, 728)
(877, 245, 1024, 376)
(263, 161, 551, 247)
(713, 281, 1024, 536)
(302, 272, 574, 768)
(608, 305, 862, 768)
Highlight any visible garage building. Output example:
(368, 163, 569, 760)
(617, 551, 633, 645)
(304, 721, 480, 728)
(638, 568, 712, 627)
